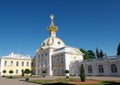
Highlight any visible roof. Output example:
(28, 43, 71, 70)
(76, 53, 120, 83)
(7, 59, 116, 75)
(1, 52, 31, 60)
(52, 46, 83, 55)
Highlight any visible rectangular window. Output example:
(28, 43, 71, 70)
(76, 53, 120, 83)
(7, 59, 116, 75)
(16, 61, 19, 66)
(10, 61, 13, 66)
(16, 70, 18, 74)
(4, 61, 7, 66)
(22, 62, 24, 66)
(27, 62, 29, 66)
(61, 57, 64, 64)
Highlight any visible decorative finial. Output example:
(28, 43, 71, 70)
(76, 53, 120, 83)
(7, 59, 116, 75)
(50, 14, 54, 26)
(48, 14, 58, 36)
(50, 14, 54, 20)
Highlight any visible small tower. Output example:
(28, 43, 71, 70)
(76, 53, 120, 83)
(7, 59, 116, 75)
(48, 14, 58, 37)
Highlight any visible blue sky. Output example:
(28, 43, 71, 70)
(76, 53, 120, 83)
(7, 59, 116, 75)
(0, 0, 120, 57)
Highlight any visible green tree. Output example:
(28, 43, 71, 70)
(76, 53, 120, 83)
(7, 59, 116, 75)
(2, 70, 6, 77)
(99, 49, 104, 58)
(117, 43, 120, 55)
(21, 69, 24, 77)
(87, 50, 95, 59)
(9, 70, 13, 74)
(96, 48, 104, 58)
(24, 69, 31, 81)
(3, 70, 6, 74)
(80, 64, 86, 82)
(65, 70, 70, 78)
(9, 70, 14, 78)
(80, 48, 90, 60)
(42, 70, 47, 77)
(96, 48, 100, 57)
(24, 69, 31, 75)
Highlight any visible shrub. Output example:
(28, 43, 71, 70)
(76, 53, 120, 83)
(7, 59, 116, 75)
(9, 76, 13, 79)
(24, 69, 31, 81)
(66, 76, 69, 78)
(9, 70, 13, 74)
(65, 70, 69, 74)
(25, 77, 29, 81)
(2, 75, 5, 77)
(42, 70, 47, 77)
(65, 70, 70, 78)
(24, 69, 31, 75)
(3, 70, 6, 73)
(80, 64, 86, 82)
(9, 70, 14, 78)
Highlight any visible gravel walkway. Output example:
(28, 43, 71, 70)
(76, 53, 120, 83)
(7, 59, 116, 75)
(0, 77, 39, 85)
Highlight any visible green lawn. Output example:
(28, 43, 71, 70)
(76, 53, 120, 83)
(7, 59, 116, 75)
(28, 78, 120, 85)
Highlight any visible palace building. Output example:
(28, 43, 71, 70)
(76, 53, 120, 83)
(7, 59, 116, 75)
(71, 55, 120, 76)
(34, 15, 83, 76)
(0, 15, 119, 77)
(34, 15, 120, 77)
(0, 52, 32, 76)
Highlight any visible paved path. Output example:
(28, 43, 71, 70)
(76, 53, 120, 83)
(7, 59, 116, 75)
(86, 76, 120, 81)
(0, 77, 39, 85)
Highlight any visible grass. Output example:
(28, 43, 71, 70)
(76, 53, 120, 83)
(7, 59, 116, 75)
(29, 78, 77, 84)
(28, 78, 120, 85)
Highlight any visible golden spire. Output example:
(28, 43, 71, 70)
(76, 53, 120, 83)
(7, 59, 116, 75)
(48, 14, 58, 37)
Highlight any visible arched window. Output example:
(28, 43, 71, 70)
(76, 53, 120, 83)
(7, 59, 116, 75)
(22, 62, 24, 66)
(98, 65, 104, 73)
(16, 61, 19, 66)
(88, 65, 92, 73)
(111, 64, 117, 73)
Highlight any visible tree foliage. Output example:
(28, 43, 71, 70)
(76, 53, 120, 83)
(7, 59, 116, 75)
(9, 70, 13, 74)
(99, 50, 104, 57)
(96, 48, 100, 57)
(79, 48, 90, 60)
(80, 64, 86, 82)
(42, 70, 47, 74)
(96, 48, 104, 58)
(87, 50, 95, 59)
(24, 69, 31, 75)
(42, 70, 47, 77)
(3, 70, 6, 73)
(21, 69, 24, 77)
(65, 70, 69, 74)
(117, 43, 120, 55)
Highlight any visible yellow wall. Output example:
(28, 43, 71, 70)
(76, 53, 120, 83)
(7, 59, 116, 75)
(2, 58, 32, 76)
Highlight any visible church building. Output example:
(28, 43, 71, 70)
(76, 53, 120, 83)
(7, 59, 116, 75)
(34, 15, 83, 76)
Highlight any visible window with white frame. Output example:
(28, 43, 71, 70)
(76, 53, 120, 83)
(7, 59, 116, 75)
(16, 69, 18, 74)
(88, 65, 92, 73)
(27, 62, 29, 66)
(22, 62, 24, 66)
(16, 61, 19, 66)
(4, 61, 7, 66)
(98, 65, 104, 73)
(111, 64, 117, 73)
(10, 61, 13, 66)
